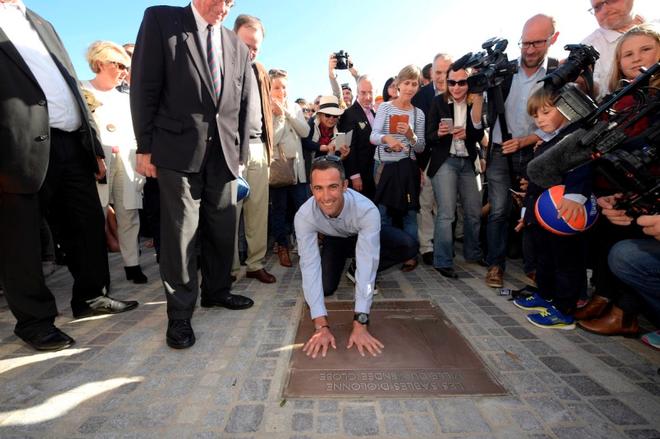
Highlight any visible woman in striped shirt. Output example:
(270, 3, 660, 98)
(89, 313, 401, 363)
(370, 65, 426, 271)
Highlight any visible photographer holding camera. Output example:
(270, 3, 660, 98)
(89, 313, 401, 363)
(329, 51, 359, 108)
(483, 14, 559, 288)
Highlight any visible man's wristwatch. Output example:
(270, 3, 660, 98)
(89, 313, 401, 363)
(353, 312, 369, 326)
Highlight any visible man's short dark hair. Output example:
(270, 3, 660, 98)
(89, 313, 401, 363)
(233, 14, 265, 36)
(422, 63, 432, 80)
(310, 156, 346, 181)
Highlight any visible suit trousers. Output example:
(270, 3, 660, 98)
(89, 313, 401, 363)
(417, 162, 436, 255)
(158, 140, 236, 320)
(0, 129, 109, 336)
(232, 140, 269, 274)
(109, 161, 141, 267)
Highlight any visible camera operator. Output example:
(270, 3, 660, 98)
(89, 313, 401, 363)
(581, 0, 646, 99)
(578, 195, 659, 347)
(483, 14, 559, 288)
(329, 51, 359, 108)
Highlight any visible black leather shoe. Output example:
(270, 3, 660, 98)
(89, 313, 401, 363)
(466, 258, 488, 267)
(73, 295, 139, 318)
(166, 319, 195, 349)
(200, 294, 254, 310)
(435, 267, 459, 279)
(124, 265, 148, 284)
(422, 252, 434, 266)
(15, 326, 75, 351)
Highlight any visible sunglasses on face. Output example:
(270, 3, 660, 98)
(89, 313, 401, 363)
(447, 79, 468, 87)
(109, 61, 129, 71)
(322, 114, 339, 119)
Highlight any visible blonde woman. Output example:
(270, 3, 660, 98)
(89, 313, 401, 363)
(370, 65, 426, 271)
(82, 41, 147, 284)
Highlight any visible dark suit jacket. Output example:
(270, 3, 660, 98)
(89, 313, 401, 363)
(338, 102, 374, 180)
(411, 82, 435, 116)
(0, 9, 103, 194)
(425, 96, 484, 179)
(411, 83, 436, 170)
(130, 5, 251, 177)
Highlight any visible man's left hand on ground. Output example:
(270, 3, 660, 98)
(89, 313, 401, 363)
(347, 321, 384, 357)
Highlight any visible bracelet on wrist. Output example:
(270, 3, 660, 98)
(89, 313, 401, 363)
(314, 324, 330, 331)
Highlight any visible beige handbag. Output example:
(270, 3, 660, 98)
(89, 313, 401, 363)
(269, 143, 296, 188)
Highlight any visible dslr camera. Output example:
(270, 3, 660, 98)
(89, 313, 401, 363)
(333, 50, 352, 70)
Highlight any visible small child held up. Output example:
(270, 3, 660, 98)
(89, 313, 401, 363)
(513, 86, 591, 330)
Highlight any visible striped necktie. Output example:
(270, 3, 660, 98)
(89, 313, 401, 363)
(206, 24, 221, 99)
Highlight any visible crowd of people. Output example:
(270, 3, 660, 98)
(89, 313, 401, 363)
(0, 0, 658, 355)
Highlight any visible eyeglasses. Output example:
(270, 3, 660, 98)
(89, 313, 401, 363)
(321, 114, 339, 119)
(303, 108, 313, 113)
(588, 0, 620, 15)
(109, 61, 129, 71)
(517, 36, 552, 49)
(313, 154, 341, 163)
(447, 79, 468, 87)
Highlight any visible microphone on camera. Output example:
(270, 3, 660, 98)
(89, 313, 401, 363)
(526, 127, 593, 187)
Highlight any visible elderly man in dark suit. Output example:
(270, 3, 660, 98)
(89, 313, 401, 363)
(0, 0, 138, 351)
(339, 75, 376, 201)
(131, 0, 253, 349)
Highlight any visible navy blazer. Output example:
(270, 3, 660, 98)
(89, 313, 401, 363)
(425, 95, 484, 178)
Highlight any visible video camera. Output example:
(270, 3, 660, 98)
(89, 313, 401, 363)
(540, 44, 600, 93)
(527, 62, 660, 217)
(453, 37, 518, 94)
(333, 50, 352, 70)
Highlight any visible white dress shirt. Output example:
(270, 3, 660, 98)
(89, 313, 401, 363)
(0, 1, 81, 131)
(492, 57, 549, 145)
(294, 189, 380, 319)
(190, 2, 222, 72)
(582, 27, 623, 100)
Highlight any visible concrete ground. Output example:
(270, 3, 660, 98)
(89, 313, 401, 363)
(0, 245, 659, 439)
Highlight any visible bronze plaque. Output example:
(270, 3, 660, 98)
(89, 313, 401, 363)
(284, 300, 505, 398)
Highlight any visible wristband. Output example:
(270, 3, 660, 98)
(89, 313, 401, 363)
(314, 324, 330, 331)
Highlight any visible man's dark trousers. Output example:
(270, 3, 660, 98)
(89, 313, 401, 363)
(0, 129, 109, 337)
(158, 137, 236, 320)
(321, 225, 419, 295)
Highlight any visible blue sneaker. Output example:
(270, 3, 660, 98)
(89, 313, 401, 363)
(513, 292, 553, 311)
(527, 306, 576, 330)
(641, 330, 660, 350)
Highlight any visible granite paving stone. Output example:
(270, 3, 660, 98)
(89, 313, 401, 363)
(590, 399, 648, 426)
(225, 404, 265, 433)
(342, 405, 379, 436)
(384, 416, 410, 436)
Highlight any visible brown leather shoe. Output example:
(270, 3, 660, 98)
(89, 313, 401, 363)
(246, 268, 276, 284)
(578, 305, 639, 336)
(485, 266, 504, 288)
(525, 271, 537, 287)
(574, 295, 610, 320)
(277, 246, 292, 268)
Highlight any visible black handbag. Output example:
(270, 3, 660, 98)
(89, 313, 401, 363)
(269, 143, 296, 188)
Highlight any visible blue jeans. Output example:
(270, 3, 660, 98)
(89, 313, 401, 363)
(608, 239, 660, 322)
(431, 157, 482, 268)
(270, 183, 308, 247)
(485, 147, 512, 269)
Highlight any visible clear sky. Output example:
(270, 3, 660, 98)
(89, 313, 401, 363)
(23, 0, 659, 101)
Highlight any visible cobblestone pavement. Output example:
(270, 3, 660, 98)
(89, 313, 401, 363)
(0, 246, 659, 438)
